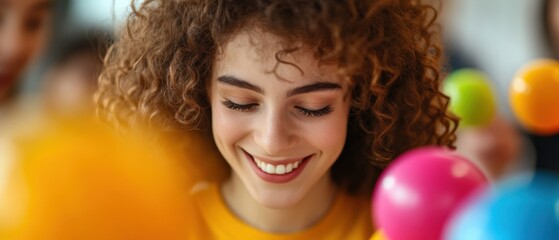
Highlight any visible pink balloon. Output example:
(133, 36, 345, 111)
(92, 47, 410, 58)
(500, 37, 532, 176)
(372, 146, 488, 240)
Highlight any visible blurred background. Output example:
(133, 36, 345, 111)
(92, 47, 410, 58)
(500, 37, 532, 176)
(1, 0, 558, 180)
(437, 0, 559, 178)
(442, 0, 548, 113)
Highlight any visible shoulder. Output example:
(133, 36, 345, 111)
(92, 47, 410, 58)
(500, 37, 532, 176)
(184, 181, 222, 239)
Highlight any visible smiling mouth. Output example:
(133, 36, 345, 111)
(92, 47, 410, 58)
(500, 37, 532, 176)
(253, 157, 303, 175)
(241, 149, 312, 182)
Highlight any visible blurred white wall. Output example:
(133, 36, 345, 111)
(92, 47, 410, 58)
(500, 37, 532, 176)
(69, 0, 141, 30)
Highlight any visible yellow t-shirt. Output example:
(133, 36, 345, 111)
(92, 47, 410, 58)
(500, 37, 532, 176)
(188, 182, 373, 240)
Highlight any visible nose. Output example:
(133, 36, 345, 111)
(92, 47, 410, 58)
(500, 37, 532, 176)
(254, 108, 297, 155)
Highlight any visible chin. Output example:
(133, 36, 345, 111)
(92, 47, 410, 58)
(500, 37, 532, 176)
(249, 185, 306, 209)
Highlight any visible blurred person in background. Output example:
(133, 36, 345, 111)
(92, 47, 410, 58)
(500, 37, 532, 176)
(543, 0, 559, 57)
(0, 0, 60, 200)
(435, 0, 558, 176)
(453, 115, 530, 180)
(431, 0, 534, 180)
(0, 0, 54, 108)
(41, 31, 110, 119)
(529, 0, 559, 173)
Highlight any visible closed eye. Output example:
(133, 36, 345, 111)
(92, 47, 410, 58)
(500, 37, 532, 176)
(295, 106, 333, 117)
(221, 99, 258, 112)
(222, 99, 333, 117)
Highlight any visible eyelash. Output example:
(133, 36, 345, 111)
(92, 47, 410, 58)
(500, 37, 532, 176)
(295, 106, 333, 117)
(221, 100, 333, 117)
(221, 100, 257, 112)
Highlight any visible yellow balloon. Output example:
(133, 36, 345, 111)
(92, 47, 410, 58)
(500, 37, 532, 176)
(510, 59, 559, 135)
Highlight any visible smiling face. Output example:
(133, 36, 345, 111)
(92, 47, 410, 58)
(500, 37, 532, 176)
(209, 29, 351, 208)
(0, 0, 52, 101)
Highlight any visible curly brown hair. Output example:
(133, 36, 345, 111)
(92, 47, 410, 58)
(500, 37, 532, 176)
(96, 0, 458, 194)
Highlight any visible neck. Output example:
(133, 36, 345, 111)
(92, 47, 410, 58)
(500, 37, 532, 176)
(221, 173, 337, 233)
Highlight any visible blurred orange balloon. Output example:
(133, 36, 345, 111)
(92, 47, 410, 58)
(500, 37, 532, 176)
(0, 120, 200, 240)
(510, 59, 559, 135)
(370, 230, 388, 240)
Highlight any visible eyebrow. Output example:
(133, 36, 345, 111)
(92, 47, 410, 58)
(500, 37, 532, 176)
(217, 76, 264, 94)
(217, 75, 342, 97)
(31, 0, 53, 11)
(287, 81, 342, 97)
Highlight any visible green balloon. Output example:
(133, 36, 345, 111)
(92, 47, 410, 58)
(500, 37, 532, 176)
(444, 69, 497, 127)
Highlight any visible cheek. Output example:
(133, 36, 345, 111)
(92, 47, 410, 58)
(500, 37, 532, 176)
(24, 23, 51, 58)
(13, 37, 45, 67)
(303, 111, 349, 154)
(211, 101, 248, 147)
(29, 30, 49, 57)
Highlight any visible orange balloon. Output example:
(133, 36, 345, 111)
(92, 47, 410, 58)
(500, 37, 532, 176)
(510, 59, 559, 135)
(370, 230, 388, 240)
(0, 120, 199, 240)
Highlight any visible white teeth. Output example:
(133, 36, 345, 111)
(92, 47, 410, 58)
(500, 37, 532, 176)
(265, 164, 275, 173)
(286, 163, 293, 173)
(253, 158, 303, 175)
(276, 165, 286, 174)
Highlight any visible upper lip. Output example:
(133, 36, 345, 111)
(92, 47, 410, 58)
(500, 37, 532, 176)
(242, 149, 311, 165)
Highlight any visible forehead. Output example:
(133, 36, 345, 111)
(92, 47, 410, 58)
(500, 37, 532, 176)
(215, 29, 341, 83)
(0, 0, 53, 11)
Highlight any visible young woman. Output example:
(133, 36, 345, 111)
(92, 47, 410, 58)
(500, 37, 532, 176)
(96, 0, 458, 239)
